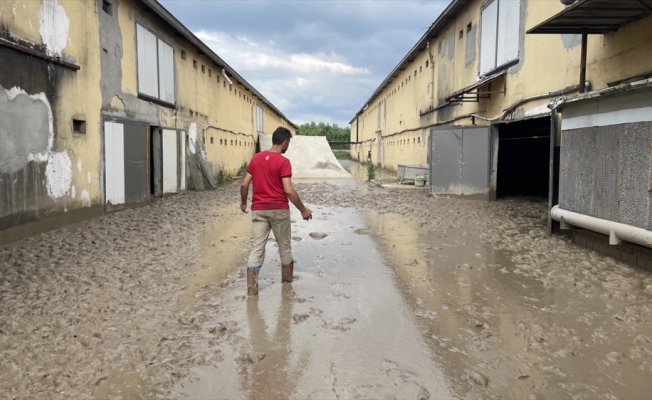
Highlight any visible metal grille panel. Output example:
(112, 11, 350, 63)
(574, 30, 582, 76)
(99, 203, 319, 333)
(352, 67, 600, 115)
(559, 121, 652, 230)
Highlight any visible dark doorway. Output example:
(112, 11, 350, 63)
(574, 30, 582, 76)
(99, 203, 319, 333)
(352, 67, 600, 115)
(150, 126, 163, 197)
(497, 117, 551, 198)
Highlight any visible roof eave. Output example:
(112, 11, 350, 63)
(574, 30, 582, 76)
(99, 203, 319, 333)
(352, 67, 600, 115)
(349, 0, 471, 123)
(139, 0, 298, 128)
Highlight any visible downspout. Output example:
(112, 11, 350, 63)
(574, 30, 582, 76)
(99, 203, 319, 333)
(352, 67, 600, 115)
(356, 115, 359, 143)
(428, 40, 435, 119)
(579, 32, 588, 93)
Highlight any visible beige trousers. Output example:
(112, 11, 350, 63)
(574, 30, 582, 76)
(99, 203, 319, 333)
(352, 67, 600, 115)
(248, 209, 293, 268)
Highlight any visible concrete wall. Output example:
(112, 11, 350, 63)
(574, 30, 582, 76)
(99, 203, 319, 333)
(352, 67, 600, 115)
(0, 0, 294, 241)
(350, 0, 652, 173)
(0, 0, 103, 232)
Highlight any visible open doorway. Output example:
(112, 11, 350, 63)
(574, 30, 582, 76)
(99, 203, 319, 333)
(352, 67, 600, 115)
(496, 117, 551, 198)
(150, 126, 163, 197)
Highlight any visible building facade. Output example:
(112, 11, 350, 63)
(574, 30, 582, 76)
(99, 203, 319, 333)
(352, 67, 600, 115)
(351, 0, 652, 262)
(0, 0, 295, 244)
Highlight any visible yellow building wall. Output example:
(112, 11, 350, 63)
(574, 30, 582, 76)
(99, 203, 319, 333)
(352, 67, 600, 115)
(352, 0, 652, 172)
(114, 0, 294, 176)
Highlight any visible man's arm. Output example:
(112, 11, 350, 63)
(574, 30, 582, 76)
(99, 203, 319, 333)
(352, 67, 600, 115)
(240, 172, 252, 213)
(282, 177, 312, 220)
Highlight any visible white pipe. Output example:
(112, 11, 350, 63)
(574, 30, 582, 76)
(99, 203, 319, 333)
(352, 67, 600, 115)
(222, 69, 233, 85)
(551, 205, 652, 248)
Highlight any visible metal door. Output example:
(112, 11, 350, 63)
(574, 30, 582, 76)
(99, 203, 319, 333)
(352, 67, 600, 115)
(430, 126, 492, 197)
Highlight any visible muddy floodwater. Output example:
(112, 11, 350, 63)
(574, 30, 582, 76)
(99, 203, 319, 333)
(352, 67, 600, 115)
(1, 174, 652, 399)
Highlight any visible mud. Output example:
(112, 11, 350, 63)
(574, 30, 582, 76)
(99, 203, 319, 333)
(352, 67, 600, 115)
(0, 166, 651, 399)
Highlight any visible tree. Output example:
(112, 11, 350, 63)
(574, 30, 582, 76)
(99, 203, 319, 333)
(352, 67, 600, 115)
(296, 122, 351, 149)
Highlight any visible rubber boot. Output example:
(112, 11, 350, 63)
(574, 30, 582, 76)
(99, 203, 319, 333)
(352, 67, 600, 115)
(247, 268, 259, 296)
(281, 262, 293, 283)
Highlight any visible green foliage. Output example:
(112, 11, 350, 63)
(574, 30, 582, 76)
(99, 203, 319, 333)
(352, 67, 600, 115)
(332, 150, 352, 160)
(366, 162, 376, 181)
(216, 161, 230, 185)
(296, 122, 351, 149)
(237, 161, 248, 177)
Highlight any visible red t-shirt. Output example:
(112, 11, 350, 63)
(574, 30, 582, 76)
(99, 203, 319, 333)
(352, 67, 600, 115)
(248, 151, 292, 211)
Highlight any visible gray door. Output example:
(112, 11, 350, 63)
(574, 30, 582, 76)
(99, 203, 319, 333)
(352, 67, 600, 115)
(431, 129, 462, 193)
(430, 126, 491, 197)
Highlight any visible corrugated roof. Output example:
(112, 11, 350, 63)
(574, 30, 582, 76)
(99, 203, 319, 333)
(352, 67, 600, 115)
(527, 0, 652, 35)
(445, 70, 505, 101)
(140, 0, 297, 128)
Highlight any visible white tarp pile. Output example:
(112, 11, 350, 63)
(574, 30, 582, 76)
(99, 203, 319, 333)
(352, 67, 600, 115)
(258, 133, 351, 179)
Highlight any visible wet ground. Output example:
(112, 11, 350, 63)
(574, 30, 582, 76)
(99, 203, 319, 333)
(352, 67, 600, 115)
(1, 164, 652, 399)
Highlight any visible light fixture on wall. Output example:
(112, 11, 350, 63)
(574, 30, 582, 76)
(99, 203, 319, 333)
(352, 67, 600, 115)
(559, 0, 577, 5)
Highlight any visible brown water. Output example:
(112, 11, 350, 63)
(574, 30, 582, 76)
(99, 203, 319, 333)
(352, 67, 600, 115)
(1, 176, 652, 399)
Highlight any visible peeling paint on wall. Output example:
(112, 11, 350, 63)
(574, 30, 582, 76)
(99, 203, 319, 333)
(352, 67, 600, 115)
(562, 34, 582, 50)
(77, 158, 82, 172)
(87, 171, 91, 184)
(465, 24, 477, 66)
(447, 31, 456, 60)
(71, 185, 76, 199)
(45, 151, 72, 199)
(81, 189, 91, 207)
(38, 0, 70, 55)
(0, 86, 53, 173)
(188, 122, 198, 154)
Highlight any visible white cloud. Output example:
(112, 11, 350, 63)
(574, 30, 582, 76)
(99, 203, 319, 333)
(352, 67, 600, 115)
(196, 31, 367, 75)
(195, 30, 375, 126)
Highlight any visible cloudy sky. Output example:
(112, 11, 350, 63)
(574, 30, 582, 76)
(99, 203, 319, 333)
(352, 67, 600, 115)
(159, 0, 450, 127)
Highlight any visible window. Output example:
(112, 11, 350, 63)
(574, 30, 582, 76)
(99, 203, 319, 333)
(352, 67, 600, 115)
(426, 60, 429, 68)
(256, 105, 263, 133)
(420, 66, 422, 73)
(102, 0, 112, 15)
(479, 0, 521, 76)
(210, 137, 213, 144)
(180, 50, 186, 60)
(193, 60, 197, 69)
(467, 23, 472, 33)
(136, 24, 175, 104)
(201, 65, 205, 74)
(73, 119, 86, 134)
(208, 69, 212, 77)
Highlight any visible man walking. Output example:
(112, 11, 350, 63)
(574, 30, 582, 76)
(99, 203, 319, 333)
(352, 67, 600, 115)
(240, 127, 313, 296)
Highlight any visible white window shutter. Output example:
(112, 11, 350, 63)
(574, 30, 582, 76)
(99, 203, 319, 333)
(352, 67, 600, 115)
(136, 24, 159, 98)
(256, 105, 263, 132)
(479, 1, 498, 75)
(158, 39, 175, 103)
(497, 0, 520, 67)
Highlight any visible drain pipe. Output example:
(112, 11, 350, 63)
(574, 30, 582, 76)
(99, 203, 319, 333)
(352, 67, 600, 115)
(551, 205, 652, 248)
(471, 84, 581, 122)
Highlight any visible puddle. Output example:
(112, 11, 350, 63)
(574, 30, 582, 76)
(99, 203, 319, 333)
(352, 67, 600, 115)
(364, 211, 652, 399)
(175, 205, 454, 399)
(180, 204, 251, 306)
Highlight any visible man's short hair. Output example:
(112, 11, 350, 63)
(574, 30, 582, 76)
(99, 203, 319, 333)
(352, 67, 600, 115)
(272, 127, 292, 145)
